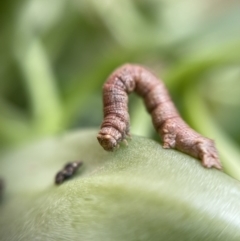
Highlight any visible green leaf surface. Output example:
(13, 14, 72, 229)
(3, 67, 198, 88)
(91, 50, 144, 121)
(0, 129, 240, 241)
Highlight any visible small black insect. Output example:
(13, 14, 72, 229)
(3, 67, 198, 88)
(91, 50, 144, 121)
(55, 161, 83, 185)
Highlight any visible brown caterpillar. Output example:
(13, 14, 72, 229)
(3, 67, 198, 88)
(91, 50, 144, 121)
(97, 64, 222, 169)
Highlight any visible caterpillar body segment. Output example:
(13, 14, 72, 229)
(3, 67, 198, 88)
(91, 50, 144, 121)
(97, 64, 221, 169)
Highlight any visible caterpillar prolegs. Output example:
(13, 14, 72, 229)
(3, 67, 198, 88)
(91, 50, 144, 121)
(97, 64, 222, 169)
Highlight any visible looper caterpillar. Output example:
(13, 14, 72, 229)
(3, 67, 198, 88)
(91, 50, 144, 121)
(97, 64, 222, 169)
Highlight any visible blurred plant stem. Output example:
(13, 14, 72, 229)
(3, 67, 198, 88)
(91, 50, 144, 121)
(165, 41, 240, 91)
(184, 86, 240, 181)
(164, 41, 240, 180)
(88, 0, 163, 49)
(62, 49, 140, 128)
(20, 38, 62, 135)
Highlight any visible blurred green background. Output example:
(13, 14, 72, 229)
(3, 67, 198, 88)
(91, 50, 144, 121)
(0, 0, 240, 179)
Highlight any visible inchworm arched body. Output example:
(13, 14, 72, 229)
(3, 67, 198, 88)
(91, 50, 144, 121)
(97, 64, 222, 169)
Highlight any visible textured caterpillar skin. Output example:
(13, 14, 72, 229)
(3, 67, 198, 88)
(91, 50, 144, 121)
(97, 64, 222, 169)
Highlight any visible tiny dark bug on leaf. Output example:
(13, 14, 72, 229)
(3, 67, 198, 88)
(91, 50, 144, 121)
(55, 161, 83, 185)
(97, 64, 222, 169)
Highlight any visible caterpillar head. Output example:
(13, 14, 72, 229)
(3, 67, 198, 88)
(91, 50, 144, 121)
(97, 133, 118, 151)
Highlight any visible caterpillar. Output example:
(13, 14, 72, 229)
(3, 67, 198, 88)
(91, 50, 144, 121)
(97, 64, 222, 169)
